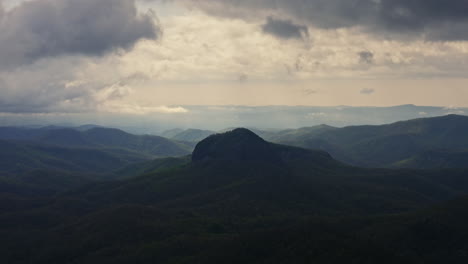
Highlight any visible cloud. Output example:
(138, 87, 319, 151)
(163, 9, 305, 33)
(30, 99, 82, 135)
(3, 1, 468, 116)
(99, 103, 189, 115)
(154, 106, 189, 114)
(444, 105, 461, 110)
(445, 110, 466, 115)
(0, 62, 169, 115)
(177, 0, 468, 41)
(262, 16, 309, 40)
(237, 73, 248, 83)
(0, 55, 135, 114)
(360, 88, 375, 95)
(358, 51, 374, 64)
(0, 2, 3, 20)
(307, 112, 327, 119)
(0, 0, 160, 69)
(303, 88, 317, 95)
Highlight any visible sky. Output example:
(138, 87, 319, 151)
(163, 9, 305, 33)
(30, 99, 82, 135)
(1, 0, 468, 127)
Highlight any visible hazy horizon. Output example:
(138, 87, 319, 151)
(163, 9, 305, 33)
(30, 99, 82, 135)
(1, 104, 466, 134)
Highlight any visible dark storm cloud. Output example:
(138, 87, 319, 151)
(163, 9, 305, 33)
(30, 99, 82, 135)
(358, 51, 374, 64)
(180, 0, 468, 41)
(262, 16, 309, 40)
(0, 0, 160, 69)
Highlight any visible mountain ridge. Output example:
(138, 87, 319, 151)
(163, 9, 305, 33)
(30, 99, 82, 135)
(192, 128, 281, 163)
(261, 114, 468, 168)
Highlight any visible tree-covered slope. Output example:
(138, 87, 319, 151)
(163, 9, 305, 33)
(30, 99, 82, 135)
(39, 127, 192, 157)
(394, 149, 468, 169)
(263, 114, 468, 168)
(0, 126, 192, 157)
(0, 140, 151, 175)
(2, 128, 468, 263)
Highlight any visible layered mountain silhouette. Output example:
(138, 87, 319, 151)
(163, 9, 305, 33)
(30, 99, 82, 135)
(0, 126, 192, 177)
(2, 123, 468, 263)
(54, 128, 468, 216)
(0, 139, 149, 175)
(0, 126, 191, 156)
(162, 128, 215, 142)
(36, 127, 191, 156)
(157, 114, 468, 169)
(261, 114, 468, 168)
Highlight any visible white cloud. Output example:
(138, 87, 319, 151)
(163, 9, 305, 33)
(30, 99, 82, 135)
(307, 112, 326, 118)
(129, 10, 468, 81)
(445, 110, 466, 115)
(98, 103, 189, 115)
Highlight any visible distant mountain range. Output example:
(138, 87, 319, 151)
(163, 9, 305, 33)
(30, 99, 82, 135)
(3, 114, 468, 179)
(257, 114, 468, 168)
(160, 115, 468, 169)
(0, 126, 191, 156)
(161, 128, 215, 143)
(2, 105, 467, 132)
(0, 126, 192, 183)
(0, 139, 150, 175)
